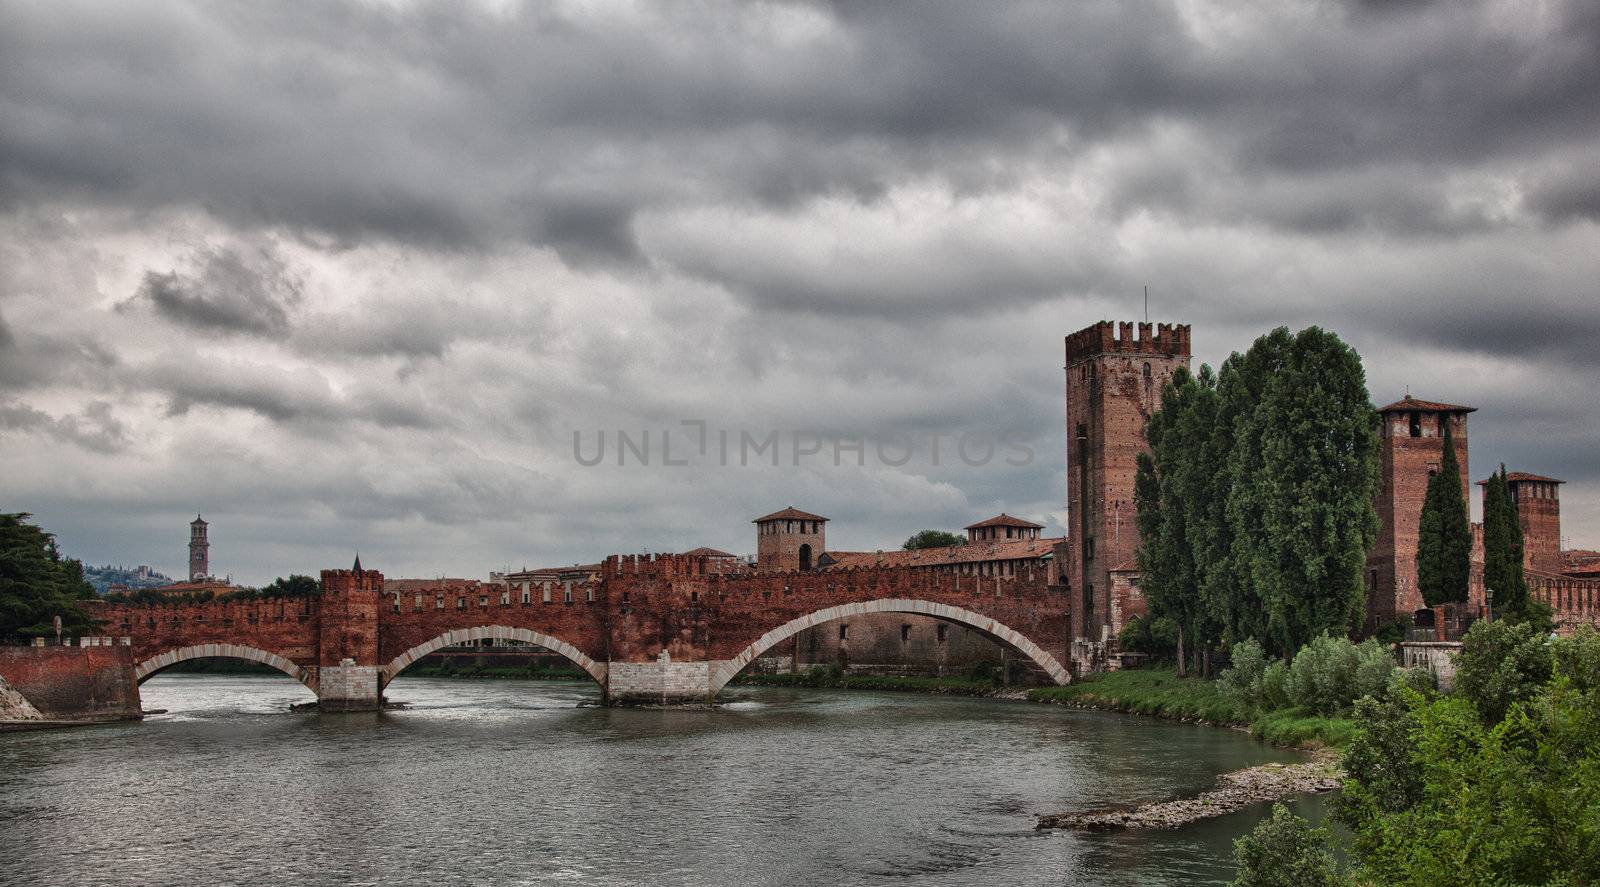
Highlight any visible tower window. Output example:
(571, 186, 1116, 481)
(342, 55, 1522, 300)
(799, 543, 813, 571)
(937, 624, 948, 642)
(839, 624, 849, 640)
(1409, 411, 1422, 438)
(1143, 362, 1152, 382)
(901, 624, 911, 642)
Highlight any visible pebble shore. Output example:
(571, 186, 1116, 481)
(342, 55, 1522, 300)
(1036, 755, 1342, 831)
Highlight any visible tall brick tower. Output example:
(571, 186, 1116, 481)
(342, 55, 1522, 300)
(1062, 321, 1191, 642)
(754, 507, 827, 572)
(1506, 473, 1563, 574)
(188, 514, 209, 581)
(1367, 396, 1473, 630)
(317, 555, 385, 711)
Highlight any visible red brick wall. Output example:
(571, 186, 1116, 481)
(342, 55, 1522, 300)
(86, 596, 322, 671)
(0, 645, 140, 720)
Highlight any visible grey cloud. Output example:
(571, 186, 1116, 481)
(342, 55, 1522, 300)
(123, 244, 301, 336)
(0, 400, 129, 453)
(2, 0, 1596, 268)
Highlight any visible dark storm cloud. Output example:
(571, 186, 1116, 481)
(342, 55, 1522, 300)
(3, 0, 1596, 273)
(121, 244, 301, 336)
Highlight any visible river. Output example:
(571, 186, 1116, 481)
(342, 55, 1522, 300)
(0, 674, 1333, 886)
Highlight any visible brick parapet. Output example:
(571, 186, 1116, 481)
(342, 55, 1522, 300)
(1064, 321, 1191, 363)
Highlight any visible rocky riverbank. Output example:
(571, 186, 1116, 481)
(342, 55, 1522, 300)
(1036, 754, 1343, 831)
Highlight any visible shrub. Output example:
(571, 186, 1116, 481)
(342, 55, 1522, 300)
(1220, 638, 1269, 712)
(1230, 804, 1344, 887)
(1286, 634, 1397, 716)
(1260, 661, 1291, 710)
(1454, 619, 1553, 725)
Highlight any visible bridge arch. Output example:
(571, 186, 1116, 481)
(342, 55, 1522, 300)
(380, 625, 607, 689)
(136, 644, 317, 692)
(710, 598, 1071, 695)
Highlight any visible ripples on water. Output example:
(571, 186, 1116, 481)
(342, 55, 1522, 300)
(0, 674, 1331, 887)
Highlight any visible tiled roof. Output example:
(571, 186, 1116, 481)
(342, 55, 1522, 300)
(682, 546, 737, 557)
(753, 506, 828, 523)
(1478, 471, 1565, 485)
(1376, 395, 1476, 414)
(384, 578, 478, 591)
(820, 537, 1061, 570)
(964, 513, 1045, 530)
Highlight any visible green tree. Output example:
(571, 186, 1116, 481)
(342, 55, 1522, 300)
(1230, 804, 1345, 887)
(1228, 327, 1380, 656)
(902, 530, 965, 550)
(1453, 618, 1553, 726)
(1415, 423, 1471, 607)
(0, 512, 98, 638)
(1136, 365, 1220, 674)
(1480, 465, 1531, 621)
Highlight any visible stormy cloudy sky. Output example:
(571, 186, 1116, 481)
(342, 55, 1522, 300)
(2, 0, 1597, 584)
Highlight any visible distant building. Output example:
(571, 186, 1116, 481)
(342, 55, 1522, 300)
(189, 514, 210, 581)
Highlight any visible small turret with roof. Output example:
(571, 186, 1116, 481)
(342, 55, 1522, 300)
(753, 506, 827, 572)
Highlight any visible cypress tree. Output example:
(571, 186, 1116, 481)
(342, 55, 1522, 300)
(1416, 423, 1471, 606)
(1481, 465, 1529, 619)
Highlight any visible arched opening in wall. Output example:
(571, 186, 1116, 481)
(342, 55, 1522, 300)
(712, 600, 1070, 696)
(136, 645, 318, 713)
(798, 544, 813, 572)
(380, 626, 607, 706)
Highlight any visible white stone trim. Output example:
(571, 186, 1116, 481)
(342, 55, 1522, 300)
(136, 644, 316, 692)
(379, 625, 607, 687)
(709, 598, 1072, 694)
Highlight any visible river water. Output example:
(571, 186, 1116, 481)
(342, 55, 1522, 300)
(0, 674, 1331, 886)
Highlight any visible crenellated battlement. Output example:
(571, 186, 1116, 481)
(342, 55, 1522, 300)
(1064, 320, 1191, 363)
(320, 568, 385, 593)
(602, 552, 749, 579)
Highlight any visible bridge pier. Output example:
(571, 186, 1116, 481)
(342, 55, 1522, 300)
(604, 652, 714, 706)
(316, 659, 383, 712)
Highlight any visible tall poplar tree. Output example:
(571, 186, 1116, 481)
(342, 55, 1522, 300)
(1480, 465, 1529, 619)
(1416, 423, 1471, 606)
(1235, 327, 1380, 655)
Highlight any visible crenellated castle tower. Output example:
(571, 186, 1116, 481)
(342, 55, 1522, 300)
(1060, 321, 1191, 643)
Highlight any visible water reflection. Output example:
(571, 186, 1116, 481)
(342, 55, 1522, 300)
(0, 674, 1325, 886)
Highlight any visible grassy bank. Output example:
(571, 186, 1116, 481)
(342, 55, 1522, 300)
(731, 671, 1012, 696)
(1027, 668, 1354, 750)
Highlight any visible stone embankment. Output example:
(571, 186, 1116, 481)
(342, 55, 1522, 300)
(1037, 754, 1342, 831)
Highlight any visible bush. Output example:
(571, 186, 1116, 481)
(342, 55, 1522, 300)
(1454, 619, 1552, 725)
(1220, 638, 1269, 712)
(1119, 614, 1179, 659)
(1230, 804, 1344, 887)
(1286, 634, 1396, 716)
(1260, 661, 1291, 710)
(1553, 625, 1600, 692)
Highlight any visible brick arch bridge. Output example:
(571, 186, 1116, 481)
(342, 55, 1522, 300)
(37, 553, 1070, 710)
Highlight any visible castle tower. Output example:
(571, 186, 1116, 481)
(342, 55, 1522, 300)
(1062, 321, 1191, 641)
(1367, 396, 1473, 630)
(1506, 473, 1563, 574)
(188, 514, 209, 581)
(317, 557, 385, 711)
(965, 514, 1043, 543)
(753, 507, 827, 573)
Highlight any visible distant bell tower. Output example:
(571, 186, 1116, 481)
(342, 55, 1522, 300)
(188, 514, 210, 581)
(753, 507, 827, 573)
(1062, 321, 1191, 642)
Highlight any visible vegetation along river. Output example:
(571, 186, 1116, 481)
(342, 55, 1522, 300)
(0, 674, 1335, 886)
